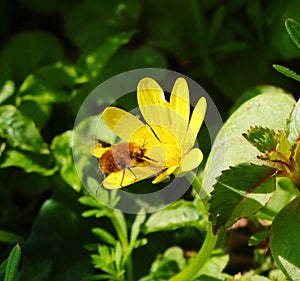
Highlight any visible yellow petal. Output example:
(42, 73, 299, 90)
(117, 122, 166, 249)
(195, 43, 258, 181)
(103, 170, 135, 189)
(137, 78, 171, 129)
(152, 165, 179, 184)
(91, 143, 110, 158)
(169, 78, 190, 141)
(103, 166, 161, 189)
(175, 148, 203, 175)
(184, 97, 207, 151)
(102, 107, 144, 142)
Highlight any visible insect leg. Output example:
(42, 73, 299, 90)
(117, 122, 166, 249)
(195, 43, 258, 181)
(120, 169, 126, 187)
(127, 167, 138, 183)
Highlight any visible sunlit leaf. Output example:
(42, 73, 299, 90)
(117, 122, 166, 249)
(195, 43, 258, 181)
(92, 228, 116, 246)
(0, 148, 57, 176)
(203, 91, 295, 197)
(129, 212, 146, 250)
(17, 63, 85, 105)
(0, 80, 14, 105)
(143, 200, 203, 234)
(287, 99, 300, 143)
(51, 131, 82, 191)
(210, 164, 276, 234)
(0, 105, 49, 154)
(78, 31, 134, 78)
(195, 249, 230, 280)
(257, 177, 299, 221)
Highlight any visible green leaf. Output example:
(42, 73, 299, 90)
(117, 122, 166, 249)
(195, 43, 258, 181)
(248, 230, 270, 246)
(78, 31, 134, 79)
(64, 0, 140, 49)
(51, 131, 82, 191)
(257, 177, 299, 221)
(0, 105, 49, 154)
(0, 31, 64, 83)
(270, 195, 300, 281)
(203, 91, 295, 198)
(78, 196, 105, 209)
(139, 247, 187, 281)
(273, 64, 300, 82)
(0, 148, 57, 176)
(20, 190, 93, 281)
(285, 18, 300, 49)
(269, 131, 292, 162)
(210, 164, 276, 234)
(287, 99, 300, 143)
(4, 244, 21, 281)
(207, 6, 225, 46)
(18, 101, 51, 129)
(243, 126, 278, 154)
(92, 228, 116, 246)
(0, 259, 7, 277)
(130, 46, 168, 69)
(143, 200, 203, 234)
(17, 63, 83, 105)
(0, 80, 14, 105)
(0, 230, 24, 244)
(129, 212, 146, 250)
(196, 249, 230, 280)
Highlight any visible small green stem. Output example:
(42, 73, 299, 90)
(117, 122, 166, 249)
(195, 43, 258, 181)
(126, 255, 134, 281)
(168, 171, 218, 281)
(110, 211, 134, 281)
(169, 222, 217, 281)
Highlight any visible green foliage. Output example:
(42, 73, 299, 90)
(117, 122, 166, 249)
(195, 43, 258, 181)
(0, 244, 21, 281)
(208, 88, 300, 278)
(1, 1, 300, 281)
(242, 127, 278, 155)
(0, 105, 49, 154)
(0, 31, 64, 83)
(78, 31, 134, 79)
(270, 196, 300, 280)
(202, 90, 295, 197)
(139, 248, 229, 281)
(0, 231, 24, 245)
(272, 64, 300, 82)
(273, 18, 300, 82)
(210, 164, 276, 234)
(143, 200, 205, 234)
(287, 98, 300, 143)
(248, 230, 271, 247)
(285, 18, 300, 49)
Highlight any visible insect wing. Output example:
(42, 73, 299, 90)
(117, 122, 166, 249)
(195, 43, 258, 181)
(91, 142, 110, 158)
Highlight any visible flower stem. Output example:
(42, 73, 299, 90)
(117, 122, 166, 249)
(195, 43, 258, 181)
(168, 172, 218, 281)
(169, 222, 217, 281)
(126, 255, 134, 281)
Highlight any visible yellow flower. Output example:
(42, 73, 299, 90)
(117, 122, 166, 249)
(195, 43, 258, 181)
(92, 77, 206, 189)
